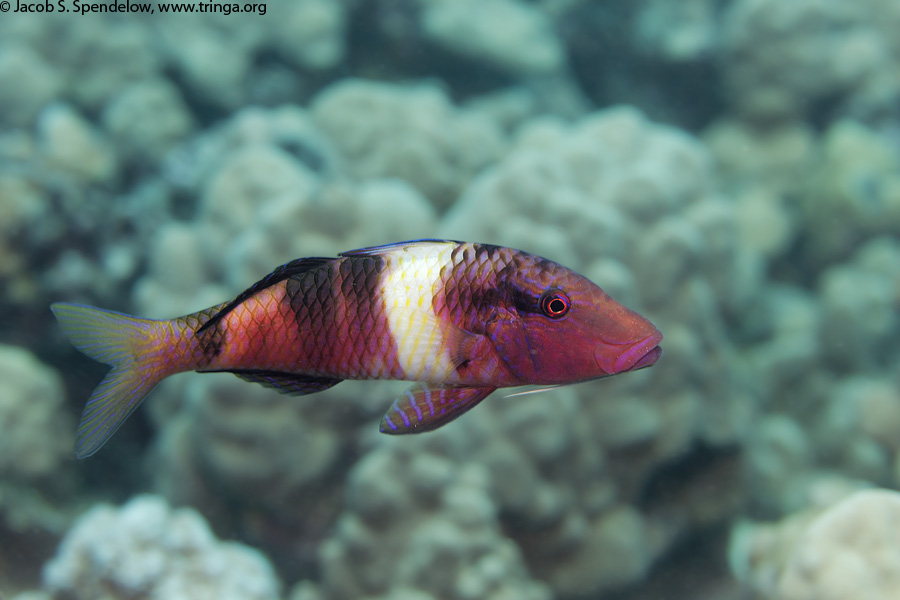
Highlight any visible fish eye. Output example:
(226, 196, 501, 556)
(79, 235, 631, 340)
(539, 289, 570, 319)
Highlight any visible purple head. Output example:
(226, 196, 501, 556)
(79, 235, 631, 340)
(486, 251, 662, 386)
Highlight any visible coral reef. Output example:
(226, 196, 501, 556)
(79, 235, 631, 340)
(0, 342, 76, 593)
(101, 78, 195, 164)
(702, 118, 812, 261)
(310, 79, 506, 210)
(3, 1, 900, 599)
(706, 116, 900, 273)
(38, 103, 118, 184)
(0, 45, 62, 127)
(634, 0, 719, 63)
(731, 488, 900, 600)
(0, 344, 72, 480)
(0, 172, 51, 308)
(299, 442, 551, 600)
(0, 3, 345, 121)
(720, 0, 900, 123)
(150, 375, 389, 572)
(817, 237, 900, 372)
(41, 495, 281, 600)
(797, 121, 900, 265)
(419, 0, 564, 76)
(737, 249, 900, 518)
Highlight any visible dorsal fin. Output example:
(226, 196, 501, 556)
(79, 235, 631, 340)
(196, 256, 333, 335)
(339, 239, 461, 257)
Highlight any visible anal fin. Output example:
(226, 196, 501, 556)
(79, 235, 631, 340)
(208, 369, 342, 396)
(380, 384, 496, 434)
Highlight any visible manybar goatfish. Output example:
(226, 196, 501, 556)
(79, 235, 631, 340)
(52, 240, 662, 458)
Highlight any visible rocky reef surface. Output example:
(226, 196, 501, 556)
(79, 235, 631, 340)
(2, 1, 899, 599)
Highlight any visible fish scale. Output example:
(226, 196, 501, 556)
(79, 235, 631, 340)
(51, 239, 662, 458)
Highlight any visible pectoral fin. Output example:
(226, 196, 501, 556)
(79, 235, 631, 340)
(380, 384, 496, 434)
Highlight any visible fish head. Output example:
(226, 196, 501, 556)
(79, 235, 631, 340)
(489, 255, 662, 385)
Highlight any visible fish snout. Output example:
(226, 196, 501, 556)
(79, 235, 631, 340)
(595, 330, 663, 375)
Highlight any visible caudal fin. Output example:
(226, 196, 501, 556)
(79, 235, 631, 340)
(51, 302, 166, 458)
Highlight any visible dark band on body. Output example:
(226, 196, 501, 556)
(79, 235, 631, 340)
(284, 254, 396, 376)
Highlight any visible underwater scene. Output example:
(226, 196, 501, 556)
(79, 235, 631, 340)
(2, 0, 900, 598)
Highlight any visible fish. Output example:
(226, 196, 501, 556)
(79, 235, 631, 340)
(51, 239, 662, 458)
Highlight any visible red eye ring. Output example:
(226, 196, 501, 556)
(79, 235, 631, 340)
(540, 289, 570, 318)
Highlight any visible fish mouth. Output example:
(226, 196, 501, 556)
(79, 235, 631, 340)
(628, 345, 662, 371)
(597, 332, 663, 374)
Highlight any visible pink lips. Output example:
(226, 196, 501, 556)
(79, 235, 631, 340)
(628, 345, 662, 371)
(596, 331, 663, 374)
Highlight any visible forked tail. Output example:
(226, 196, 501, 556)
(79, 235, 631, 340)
(50, 303, 169, 458)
